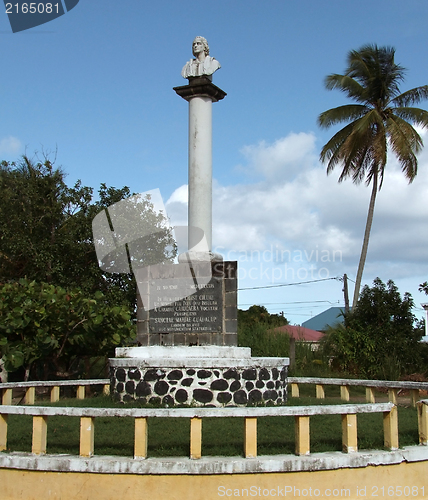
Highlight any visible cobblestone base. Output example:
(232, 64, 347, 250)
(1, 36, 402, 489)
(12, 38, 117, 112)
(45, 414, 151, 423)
(110, 364, 288, 407)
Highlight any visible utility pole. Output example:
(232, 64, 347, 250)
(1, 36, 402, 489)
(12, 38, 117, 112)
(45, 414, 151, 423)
(343, 274, 350, 314)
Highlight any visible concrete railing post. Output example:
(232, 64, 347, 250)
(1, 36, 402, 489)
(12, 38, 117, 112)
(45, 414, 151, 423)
(80, 416, 95, 456)
(383, 405, 399, 450)
(0, 413, 7, 451)
(340, 385, 350, 401)
(32, 415, 48, 455)
(295, 415, 310, 456)
(341, 413, 357, 452)
(244, 417, 257, 458)
(50, 386, 60, 403)
(417, 401, 428, 445)
(366, 387, 376, 403)
(134, 417, 148, 459)
(190, 417, 202, 459)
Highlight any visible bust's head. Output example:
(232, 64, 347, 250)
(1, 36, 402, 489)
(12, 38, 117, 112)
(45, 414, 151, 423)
(192, 36, 209, 57)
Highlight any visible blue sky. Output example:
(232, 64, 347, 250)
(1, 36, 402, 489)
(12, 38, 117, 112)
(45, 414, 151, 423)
(1, 0, 428, 325)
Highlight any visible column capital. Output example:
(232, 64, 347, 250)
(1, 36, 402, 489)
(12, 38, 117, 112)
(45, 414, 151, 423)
(173, 77, 226, 103)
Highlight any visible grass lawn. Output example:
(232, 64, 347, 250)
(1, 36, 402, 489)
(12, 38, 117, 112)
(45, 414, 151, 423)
(2, 394, 420, 458)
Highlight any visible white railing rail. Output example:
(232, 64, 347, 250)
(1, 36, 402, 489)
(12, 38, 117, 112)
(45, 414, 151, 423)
(288, 377, 428, 405)
(0, 401, 406, 459)
(0, 379, 110, 405)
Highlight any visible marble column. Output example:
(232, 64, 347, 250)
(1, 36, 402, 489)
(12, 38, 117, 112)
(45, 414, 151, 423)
(174, 77, 226, 260)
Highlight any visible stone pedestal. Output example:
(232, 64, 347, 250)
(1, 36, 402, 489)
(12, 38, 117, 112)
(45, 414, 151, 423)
(136, 261, 237, 347)
(109, 346, 289, 407)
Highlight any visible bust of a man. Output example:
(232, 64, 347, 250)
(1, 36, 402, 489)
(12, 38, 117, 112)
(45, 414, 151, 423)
(181, 36, 221, 80)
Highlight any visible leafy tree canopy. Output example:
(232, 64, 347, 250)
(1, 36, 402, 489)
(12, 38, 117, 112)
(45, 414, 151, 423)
(0, 156, 176, 310)
(0, 279, 134, 379)
(238, 305, 288, 329)
(322, 278, 425, 379)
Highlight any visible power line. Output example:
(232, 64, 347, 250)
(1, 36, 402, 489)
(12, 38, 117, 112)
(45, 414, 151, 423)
(238, 277, 339, 291)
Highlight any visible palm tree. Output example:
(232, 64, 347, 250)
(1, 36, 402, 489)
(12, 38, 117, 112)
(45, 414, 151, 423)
(318, 44, 428, 309)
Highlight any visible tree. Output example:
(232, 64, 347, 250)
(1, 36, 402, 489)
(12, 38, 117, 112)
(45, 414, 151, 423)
(0, 279, 134, 380)
(321, 278, 424, 379)
(318, 45, 428, 308)
(0, 156, 176, 312)
(0, 155, 177, 379)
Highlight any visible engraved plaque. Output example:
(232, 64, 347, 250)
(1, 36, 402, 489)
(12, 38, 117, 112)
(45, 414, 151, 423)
(149, 277, 223, 333)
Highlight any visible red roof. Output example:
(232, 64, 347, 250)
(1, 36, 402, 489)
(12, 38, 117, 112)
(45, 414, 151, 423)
(273, 325, 324, 342)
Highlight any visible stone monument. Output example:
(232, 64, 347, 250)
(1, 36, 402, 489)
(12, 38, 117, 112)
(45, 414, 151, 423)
(109, 37, 289, 406)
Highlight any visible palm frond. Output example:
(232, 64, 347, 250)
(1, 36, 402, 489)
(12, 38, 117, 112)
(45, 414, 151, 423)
(387, 116, 421, 181)
(324, 74, 366, 102)
(391, 86, 428, 107)
(392, 107, 428, 129)
(318, 104, 369, 128)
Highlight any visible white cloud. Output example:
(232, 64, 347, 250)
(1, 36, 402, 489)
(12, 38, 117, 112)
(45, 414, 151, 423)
(0, 136, 22, 156)
(240, 132, 318, 180)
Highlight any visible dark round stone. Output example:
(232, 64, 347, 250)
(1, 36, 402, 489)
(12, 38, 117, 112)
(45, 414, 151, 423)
(116, 382, 124, 393)
(163, 395, 174, 406)
(217, 392, 232, 404)
(182, 378, 194, 387)
(167, 370, 183, 380)
(198, 382, 207, 386)
(186, 369, 196, 376)
(275, 381, 281, 389)
(144, 369, 159, 381)
(125, 381, 135, 394)
(242, 368, 257, 380)
(123, 394, 133, 402)
(256, 380, 265, 389)
(193, 389, 213, 403)
(116, 368, 126, 382)
(149, 397, 161, 406)
(197, 370, 212, 379)
(137, 397, 147, 404)
(223, 369, 239, 380)
(263, 390, 278, 401)
(249, 390, 262, 403)
(245, 381, 254, 391)
(170, 387, 176, 392)
(154, 380, 169, 396)
(128, 369, 141, 380)
(210, 379, 229, 391)
(230, 380, 241, 392)
(176, 389, 188, 403)
(233, 390, 248, 405)
(280, 369, 287, 381)
(267, 381, 275, 389)
(272, 368, 279, 380)
(259, 368, 270, 380)
(214, 370, 220, 377)
(136, 381, 151, 397)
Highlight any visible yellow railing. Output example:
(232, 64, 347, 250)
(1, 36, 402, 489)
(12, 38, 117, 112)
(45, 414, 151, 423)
(1, 401, 422, 460)
(288, 377, 428, 406)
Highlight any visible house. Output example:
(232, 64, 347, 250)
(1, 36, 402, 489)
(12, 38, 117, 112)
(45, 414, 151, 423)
(273, 324, 324, 350)
(302, 306, 346, 332)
